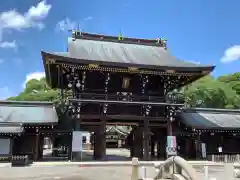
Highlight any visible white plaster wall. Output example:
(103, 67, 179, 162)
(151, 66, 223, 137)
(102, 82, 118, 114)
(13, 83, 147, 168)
(0, 138, 11, 155)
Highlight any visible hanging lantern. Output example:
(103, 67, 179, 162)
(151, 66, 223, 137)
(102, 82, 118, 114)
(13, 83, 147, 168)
(122, 77, 130, 89)
(76, 81, 81, 88)
(68, 83, 72, 88)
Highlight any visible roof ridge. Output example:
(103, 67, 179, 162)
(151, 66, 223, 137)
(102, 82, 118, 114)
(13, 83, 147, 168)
(0, 100, 54, 107)
(184, 107, 240, 113)
(0, 122, 23, 126)
(71, 31, 167, 48)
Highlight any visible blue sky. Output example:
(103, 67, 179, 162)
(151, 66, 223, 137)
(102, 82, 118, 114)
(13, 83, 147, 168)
(0, 0, 239, 99)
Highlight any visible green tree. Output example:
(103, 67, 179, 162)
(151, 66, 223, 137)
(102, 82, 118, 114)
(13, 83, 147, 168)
(8, 78, 73, 131)
(8, 78, 59, 102)
(183, 76, 240, 108)
(218, 72, 240, 96)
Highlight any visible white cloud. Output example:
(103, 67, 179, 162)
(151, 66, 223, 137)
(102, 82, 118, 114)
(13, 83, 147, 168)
(0, 40, 17, 49)
(22, 72, 45, 88)
(221, 45, 240, 63)
(0, 0, 51, 41)
(56, 18, 77, 32)
(56, 16, 93, 32)
(27, 1, 51, 20)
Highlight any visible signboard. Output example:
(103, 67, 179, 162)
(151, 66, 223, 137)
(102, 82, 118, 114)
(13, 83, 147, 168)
(72, 131, 83, 152)
(201, 143, 207, 158)
(166, 136, 177, 156)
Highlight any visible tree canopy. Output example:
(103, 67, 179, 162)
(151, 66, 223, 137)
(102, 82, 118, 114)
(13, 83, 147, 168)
(8, 78, 58, 102)
(183, 74, 240, 108)
(8, 72, 240, 109)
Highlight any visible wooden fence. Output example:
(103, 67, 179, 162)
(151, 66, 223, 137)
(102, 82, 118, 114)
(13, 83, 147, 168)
(208, 154, 240, 163)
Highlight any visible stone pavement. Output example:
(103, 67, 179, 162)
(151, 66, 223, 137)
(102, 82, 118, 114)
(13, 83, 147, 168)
(0, 160, 225, 170)
(0, 148, 234, 179)
(0, 163, 11, 168)
(0, 164, 233, 180)
(29, 160, 223, 167)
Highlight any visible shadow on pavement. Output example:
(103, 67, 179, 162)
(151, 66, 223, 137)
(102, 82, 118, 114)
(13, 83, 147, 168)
(40, 148, 131, 162)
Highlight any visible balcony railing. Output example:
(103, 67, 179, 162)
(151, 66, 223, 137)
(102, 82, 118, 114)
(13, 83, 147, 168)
(66, 92, 165, 102)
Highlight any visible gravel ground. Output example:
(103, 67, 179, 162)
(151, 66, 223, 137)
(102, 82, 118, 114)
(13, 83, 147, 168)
(0, 164, 235, 180)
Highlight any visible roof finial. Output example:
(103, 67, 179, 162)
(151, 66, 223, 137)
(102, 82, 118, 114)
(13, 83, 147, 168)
(77, 23, 82, 36)
(118, 29, 124, 41)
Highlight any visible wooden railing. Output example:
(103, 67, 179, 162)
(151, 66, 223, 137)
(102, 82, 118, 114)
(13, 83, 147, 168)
(208, 154, 240, 163)
(67, 92, 166, 103)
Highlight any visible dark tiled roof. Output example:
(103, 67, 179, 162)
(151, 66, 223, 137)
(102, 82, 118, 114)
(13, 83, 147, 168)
(180, 108, 240, 129)
(0, 101, 58, 124)
(42, 37, 214, 70)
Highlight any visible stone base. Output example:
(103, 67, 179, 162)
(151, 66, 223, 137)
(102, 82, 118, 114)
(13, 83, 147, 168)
(234, 169, 240, 178)
(83, 143, 91, 150)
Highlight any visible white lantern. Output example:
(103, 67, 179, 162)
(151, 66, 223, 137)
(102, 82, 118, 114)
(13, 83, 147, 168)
(76, 81, 81, 88)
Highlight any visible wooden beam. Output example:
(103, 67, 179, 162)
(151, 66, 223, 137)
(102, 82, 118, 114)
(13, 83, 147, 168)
(80, 121, 167, 127)
(80, 122, 101, 125)
(80, 114, 166, 121)
(149, 124, 167, 127)
(106, 122, 138, 126)
(34, 128, 39, 161)
(69, 98, 185, 106)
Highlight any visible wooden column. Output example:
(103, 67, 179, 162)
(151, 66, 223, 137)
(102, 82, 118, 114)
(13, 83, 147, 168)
(143, 118, 150, 161)
(157, 141, 161, 159)
(133, 127, 143, 158)
(68, 133, 72, 161)
(151, 138, 155, 157)
(100, 119, 106, 159)
(34, 128, 39, 161)
(157, 138, 166, 159)
(195, 133, 201, 160)
(167, 107, 174, 136)
(184, 137, 190, 159)
(129, 127, 136, 157)
(94, 120, 106, 160)
(72, 119, 81, 161)
(156, 130, 167, 160)
(167, 117, 173, 136)
(93, 132, 97, 159)
(38, 135, 44, 160)
(130, 140, 134, 157)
